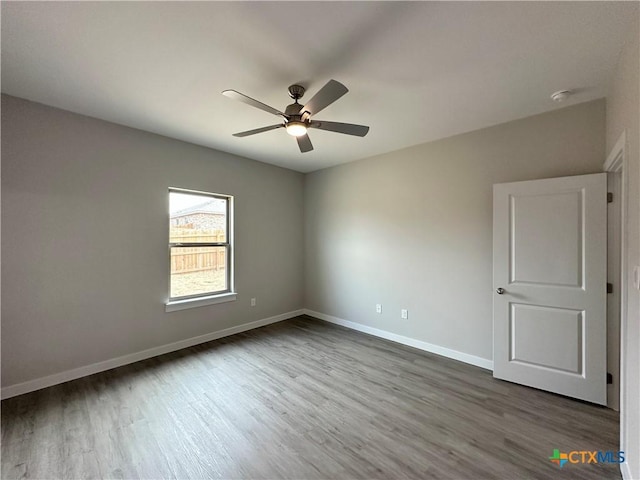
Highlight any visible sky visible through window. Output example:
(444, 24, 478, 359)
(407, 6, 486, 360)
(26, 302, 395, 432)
(170, 192, 225, 216)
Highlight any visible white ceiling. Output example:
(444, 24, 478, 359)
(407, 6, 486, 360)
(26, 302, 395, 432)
(2, 2, 637, 173)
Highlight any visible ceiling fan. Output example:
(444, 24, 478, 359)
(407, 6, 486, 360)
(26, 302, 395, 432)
(222, 80, 369, 153)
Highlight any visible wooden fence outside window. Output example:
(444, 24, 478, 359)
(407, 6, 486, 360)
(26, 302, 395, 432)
(170, 229, 226, 274)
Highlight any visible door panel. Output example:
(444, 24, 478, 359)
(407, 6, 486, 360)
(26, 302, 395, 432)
(509, 303, 582, 373)
(511, 191, 583, 286)
(493, 173, 607, 405)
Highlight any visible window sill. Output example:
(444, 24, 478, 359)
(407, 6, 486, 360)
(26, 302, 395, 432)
(165, 292, 237, 312)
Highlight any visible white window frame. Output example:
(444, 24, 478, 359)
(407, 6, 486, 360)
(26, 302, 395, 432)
(165, 188, 236, 312)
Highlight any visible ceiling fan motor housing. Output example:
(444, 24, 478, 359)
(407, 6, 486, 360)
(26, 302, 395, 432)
(285, 102, 307, 121)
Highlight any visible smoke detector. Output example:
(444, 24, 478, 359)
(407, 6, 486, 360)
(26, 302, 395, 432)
(551, 90, 572, 103)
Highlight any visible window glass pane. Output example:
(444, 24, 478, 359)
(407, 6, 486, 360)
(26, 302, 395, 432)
(170, 192, 227, 243)
(170, 246, 228, 298)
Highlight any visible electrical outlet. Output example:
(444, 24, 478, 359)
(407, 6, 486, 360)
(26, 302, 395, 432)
(376, 304, 382, 314)
(250, 298, 256, 307)
(401, 309, 408, 319)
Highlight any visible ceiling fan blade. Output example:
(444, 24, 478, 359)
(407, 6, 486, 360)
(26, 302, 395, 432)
(301, 80, 348, 116)
(232, 124, 283, 137)
(296, 133, 313, 153)
(309, 120, 369, 137)
(222, 90, 285, 117)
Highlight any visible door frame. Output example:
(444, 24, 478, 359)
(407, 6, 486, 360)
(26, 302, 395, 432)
(607, 168, 622, 411)
(603, 130, 627, 460)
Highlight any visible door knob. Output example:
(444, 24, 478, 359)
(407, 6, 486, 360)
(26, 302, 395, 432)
(496, 287, 505, 295)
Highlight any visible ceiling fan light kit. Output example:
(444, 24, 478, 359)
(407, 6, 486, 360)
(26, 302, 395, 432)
(222, 79, 369, 153)
(285, 122, 307, 137)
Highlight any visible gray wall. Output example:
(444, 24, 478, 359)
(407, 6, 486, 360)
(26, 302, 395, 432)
(606, 12, 639, 479)
(1, 95, 304, 387)
(305, 100, 605, 362)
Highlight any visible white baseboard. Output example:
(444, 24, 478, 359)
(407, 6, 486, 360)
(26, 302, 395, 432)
(1, 309, 304, 400)
(2, 308, 493, 399)
(304, 309, 493, 371)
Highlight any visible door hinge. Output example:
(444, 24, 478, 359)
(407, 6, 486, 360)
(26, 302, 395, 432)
(607, 372, 613, 384)
(608, 192, 613, 203)
(607, 283, 613, 294)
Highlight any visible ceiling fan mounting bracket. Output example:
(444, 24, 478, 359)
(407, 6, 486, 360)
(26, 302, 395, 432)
(287, 84, 305, 100)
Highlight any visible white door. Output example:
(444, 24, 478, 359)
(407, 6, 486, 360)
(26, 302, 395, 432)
(493, 173, 607, 405)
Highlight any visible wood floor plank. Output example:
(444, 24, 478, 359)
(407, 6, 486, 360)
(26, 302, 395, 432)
(2, 316, 621, 479)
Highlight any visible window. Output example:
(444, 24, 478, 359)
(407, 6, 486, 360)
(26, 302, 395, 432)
(166, 188, 235, 311)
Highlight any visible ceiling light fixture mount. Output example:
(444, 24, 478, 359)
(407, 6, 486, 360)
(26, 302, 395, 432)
(551, 90, 572, 102)
(287, 84, 305, 101)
